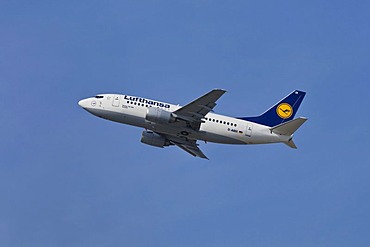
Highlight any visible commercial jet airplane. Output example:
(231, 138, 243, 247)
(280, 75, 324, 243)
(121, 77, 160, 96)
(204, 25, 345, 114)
(78, 89, 307, 159)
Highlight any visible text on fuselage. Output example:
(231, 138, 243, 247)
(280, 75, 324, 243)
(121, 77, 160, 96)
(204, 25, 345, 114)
(124, 95, 170, 108)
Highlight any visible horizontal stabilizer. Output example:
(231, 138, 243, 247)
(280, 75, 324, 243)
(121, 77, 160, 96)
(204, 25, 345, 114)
(271, 117, 307, 136)
(284, 139, 297, 149)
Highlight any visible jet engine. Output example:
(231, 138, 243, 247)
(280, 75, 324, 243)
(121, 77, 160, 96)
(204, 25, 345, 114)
(145, 107, 175, 124)
(141, 130, 170, 148)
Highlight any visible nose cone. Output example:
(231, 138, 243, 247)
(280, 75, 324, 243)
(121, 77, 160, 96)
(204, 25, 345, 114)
(78, 98, 90, 108)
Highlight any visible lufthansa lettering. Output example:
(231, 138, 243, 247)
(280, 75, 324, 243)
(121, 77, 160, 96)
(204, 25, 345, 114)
(124, 95, 170, 108)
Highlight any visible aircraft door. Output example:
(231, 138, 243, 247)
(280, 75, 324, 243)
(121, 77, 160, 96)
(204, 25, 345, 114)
(245, 123, 253, 137)
(112, 95, 121, 107)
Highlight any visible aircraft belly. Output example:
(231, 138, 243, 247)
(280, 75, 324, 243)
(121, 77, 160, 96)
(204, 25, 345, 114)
(146, 123, 200, 139)
(199, 124, 246, 144)
(86, 108, 147, 128)
(202, 132, 245, 144)
(145, 125, 244, 144)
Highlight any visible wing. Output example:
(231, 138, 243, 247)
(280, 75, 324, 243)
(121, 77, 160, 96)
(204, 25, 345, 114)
(164, 134, 209, 159)
(173, 89, 226, 130)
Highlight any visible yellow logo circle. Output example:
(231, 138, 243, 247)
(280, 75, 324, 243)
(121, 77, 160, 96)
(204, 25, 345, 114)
(276, 103, 293, 119)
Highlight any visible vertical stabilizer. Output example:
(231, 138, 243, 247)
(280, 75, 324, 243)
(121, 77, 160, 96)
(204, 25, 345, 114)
(239, 90, 306, 127)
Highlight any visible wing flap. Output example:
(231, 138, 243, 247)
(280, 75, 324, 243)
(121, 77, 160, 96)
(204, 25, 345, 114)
(173, 142, 209, 159)
(174, 89, 226, 126)
(161, 134, 209, 159)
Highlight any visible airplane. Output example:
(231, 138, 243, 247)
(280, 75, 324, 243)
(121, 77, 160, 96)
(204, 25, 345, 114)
(78, 89, 307, 159)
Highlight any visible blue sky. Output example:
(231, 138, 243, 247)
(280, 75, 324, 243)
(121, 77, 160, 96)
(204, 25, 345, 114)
(1, 1, 370, 246)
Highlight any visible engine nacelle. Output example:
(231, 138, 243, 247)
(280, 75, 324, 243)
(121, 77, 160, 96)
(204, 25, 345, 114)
(141, 131, 170, 148)
(145, 107, 175, 124)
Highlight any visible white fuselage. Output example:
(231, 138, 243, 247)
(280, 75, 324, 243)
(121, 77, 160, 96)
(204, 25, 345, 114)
(78, 94, 290, 146)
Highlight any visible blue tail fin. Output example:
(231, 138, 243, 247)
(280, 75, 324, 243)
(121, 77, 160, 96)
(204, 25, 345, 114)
(238, 90, 306, 127)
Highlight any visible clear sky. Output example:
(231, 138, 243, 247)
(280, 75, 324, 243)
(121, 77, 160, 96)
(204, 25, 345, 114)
(1, 1, 370, 246)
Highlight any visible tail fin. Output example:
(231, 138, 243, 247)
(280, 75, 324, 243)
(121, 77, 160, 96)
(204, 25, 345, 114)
(239, 90, 306, 127)
(271, 117, 307, 149)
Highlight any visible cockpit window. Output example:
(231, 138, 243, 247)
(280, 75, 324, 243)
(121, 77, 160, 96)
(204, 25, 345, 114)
(95, 96, 104, 99)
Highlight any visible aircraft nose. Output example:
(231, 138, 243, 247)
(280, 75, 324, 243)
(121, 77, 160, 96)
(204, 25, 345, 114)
(78, 98, 89, 108)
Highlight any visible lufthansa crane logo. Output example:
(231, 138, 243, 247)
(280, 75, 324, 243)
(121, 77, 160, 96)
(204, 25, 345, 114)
(276, 103, 293, 119)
